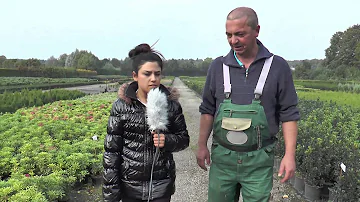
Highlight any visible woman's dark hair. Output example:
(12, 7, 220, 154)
(128, 43, 164, 73)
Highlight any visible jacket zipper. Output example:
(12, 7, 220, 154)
(143, 109, 150, 200)
(144, 111, 148, 175)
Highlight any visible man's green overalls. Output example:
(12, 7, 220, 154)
(209, 56, 276, 202)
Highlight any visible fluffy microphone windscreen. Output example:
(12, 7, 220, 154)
(146, 87, 168, 131)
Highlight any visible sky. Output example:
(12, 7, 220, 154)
(0, 0, 359, 61)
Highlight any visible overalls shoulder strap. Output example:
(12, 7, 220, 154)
(222, 63, 231, 99)
(254, 55, 274, 99)
(222, 55, 274, 100)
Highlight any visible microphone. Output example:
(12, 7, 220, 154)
(146, 87, 169, 202)
(146, 87, 168, 132)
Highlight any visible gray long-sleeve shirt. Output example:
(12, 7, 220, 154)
(199, 40, 300, 136)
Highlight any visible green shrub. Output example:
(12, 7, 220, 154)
(0, 89, 86, 114)
(0, 93, 117, 201)
(0, 67, 97, 78)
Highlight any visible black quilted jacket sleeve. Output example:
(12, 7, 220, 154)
(103, 100, 123, 202)
(164, 100, 190, 152)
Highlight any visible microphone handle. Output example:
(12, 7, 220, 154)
(148, 129, 161, 202)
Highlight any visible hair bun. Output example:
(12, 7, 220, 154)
(128, 43, 152, 58)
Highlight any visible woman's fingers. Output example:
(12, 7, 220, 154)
(153, 134, 165, 148)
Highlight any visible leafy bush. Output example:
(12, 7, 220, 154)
(294, 79, 360, 92)
(0, 67, 97, 78)
(0, 89, 86, 114)
(297, 101, 360, 196)
(180, 76, 206, 96)
(338, 82, 360, 93)
(297, 89, 360, 109)
(332, 152, 360, 201)
(0, 77, 98, 87)
(0, 77, 104, 93)
(294, 80, 340, 91)
(0, 93, 117, 201)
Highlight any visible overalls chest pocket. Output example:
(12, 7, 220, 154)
(220, 108, 261, 147)
(221, 117, 252, 145)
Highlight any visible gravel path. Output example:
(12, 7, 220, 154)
(170, 77, 306, 202)
(170, 78, 210, 202)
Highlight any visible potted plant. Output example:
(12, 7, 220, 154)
(294, 143, 306, 194)
(294, 171, 305, 194)
(302, 151, 323, 200)
(330, 139, 360, 201)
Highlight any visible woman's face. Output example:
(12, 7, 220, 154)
(132, 61, 162, 95)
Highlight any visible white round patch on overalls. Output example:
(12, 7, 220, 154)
(226, 131, 248, 145)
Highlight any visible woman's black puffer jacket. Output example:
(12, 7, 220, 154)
(103, 81, 189, 202)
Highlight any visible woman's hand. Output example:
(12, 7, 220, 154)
(152, 132, 165, 148)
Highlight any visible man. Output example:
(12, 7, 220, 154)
(196, 7, 300, 202)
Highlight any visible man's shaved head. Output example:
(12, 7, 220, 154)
(227, 7, 258, 30)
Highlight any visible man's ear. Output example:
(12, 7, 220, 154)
(255, 25, 260, 37)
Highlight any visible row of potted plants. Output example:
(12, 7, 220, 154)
(0, 94, 115, 201)
(275, 99, 360, 201)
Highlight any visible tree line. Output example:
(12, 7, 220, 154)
(293, 24, 360, 80)
(1, 24, 359, 80)
(0, 50, 212, 77)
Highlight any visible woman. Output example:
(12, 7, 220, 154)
(103, 43, 189, 202)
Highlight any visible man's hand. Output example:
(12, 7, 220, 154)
(278, 154, 296, 183)
(196, 145, 211, 171)
(279, 121, 298, 183)
(197, 114, 214, 171)
(152, 132, 165, 148)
